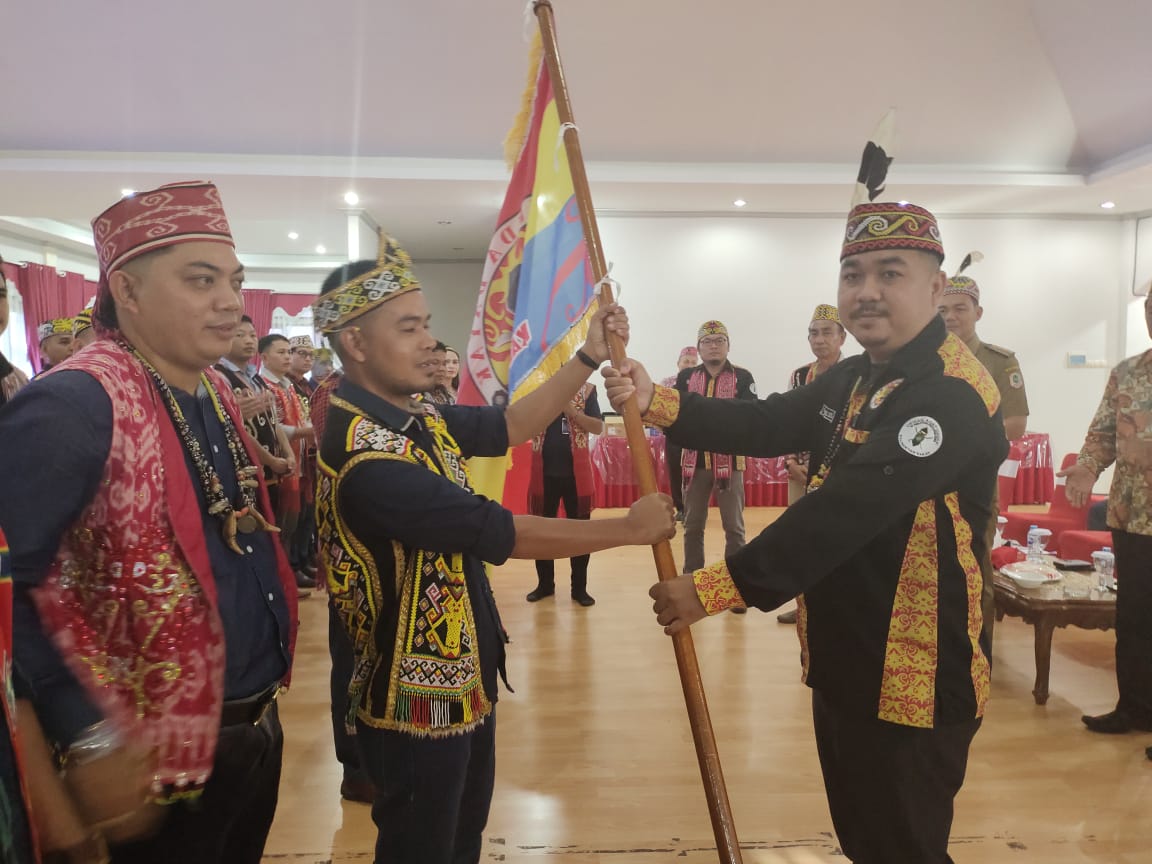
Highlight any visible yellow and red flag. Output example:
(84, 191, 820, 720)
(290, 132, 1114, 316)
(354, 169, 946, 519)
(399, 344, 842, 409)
(457, 36, 597, 506)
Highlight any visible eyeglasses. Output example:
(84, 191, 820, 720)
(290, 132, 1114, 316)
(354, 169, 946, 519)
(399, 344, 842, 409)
(698, 336, 727, 346)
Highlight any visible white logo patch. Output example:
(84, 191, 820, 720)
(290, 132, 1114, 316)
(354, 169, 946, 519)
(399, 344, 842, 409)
(819, 404, 836, 423)
(749, 382, 758, 396)
(898, 416, 944, 458)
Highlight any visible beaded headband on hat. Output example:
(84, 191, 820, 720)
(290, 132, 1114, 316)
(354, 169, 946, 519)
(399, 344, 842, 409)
(312, 234, 421, 334)
(72, 303, 95, 336)
(289, 335, 315, 350)
(944, 251, 984, 304)
(842, 202, 944, 262)
(697, 320, 728, 341)
(810, 304, 842, 325)
(38, 318, 73, 342)
(841, 110, 945, 263)
(678, 345, 698, 360)
(313, 347, 333, 363)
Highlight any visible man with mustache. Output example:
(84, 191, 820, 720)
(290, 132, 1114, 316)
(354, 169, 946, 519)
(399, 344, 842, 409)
(0, 182, 297, 863)
(604, 201, 1007, 864)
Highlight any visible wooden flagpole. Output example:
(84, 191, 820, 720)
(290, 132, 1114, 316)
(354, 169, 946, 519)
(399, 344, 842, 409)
(532, 3, 743, 860)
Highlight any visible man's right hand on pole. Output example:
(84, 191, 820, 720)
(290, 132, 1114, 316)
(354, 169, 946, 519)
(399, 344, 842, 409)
(626, 492, 677, 544)
(602, 359, 655, 415)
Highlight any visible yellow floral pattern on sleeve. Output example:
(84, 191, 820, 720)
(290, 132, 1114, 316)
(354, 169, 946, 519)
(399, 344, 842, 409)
(644, 385, 681, 428)
(692, 560, 747, 615)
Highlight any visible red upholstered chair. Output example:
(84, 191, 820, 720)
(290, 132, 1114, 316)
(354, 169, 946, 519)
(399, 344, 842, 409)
(1058, 529, 1113, 564)
(997, 443, 1023, 513)
(1001, 453, 1090, 548)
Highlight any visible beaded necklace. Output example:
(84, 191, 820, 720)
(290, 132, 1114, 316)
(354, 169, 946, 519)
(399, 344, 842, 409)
(123, 341, 279, 554)
(807, 376, 866, 492)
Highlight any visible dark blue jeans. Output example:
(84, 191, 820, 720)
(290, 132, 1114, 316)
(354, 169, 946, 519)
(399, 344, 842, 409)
(356, 710, 496, 864)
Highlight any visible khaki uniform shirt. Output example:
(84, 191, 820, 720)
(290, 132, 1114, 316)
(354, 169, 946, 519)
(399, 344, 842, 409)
(1078, 349, 1152, 535)
(965, 334, 1028, 421)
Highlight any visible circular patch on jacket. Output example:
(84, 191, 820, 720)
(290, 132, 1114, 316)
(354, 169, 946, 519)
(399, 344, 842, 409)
(1008, 371, 1023, 389)
(898, 416, 944, 457)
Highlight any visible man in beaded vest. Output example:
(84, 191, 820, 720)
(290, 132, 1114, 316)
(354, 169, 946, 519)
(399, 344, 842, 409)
(0, 181, 298, 864)
(605, 199, 1008, 863)
(312, 237, 675, 864)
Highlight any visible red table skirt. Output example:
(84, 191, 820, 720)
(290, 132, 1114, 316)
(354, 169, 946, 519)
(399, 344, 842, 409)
(1007, 432, 1054, 505)
(590, 434, 788, 508)
(592, 430, 1054, 509)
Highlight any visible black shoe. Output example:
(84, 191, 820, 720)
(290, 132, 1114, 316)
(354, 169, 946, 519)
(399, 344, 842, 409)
(729, 607, 747, 615)
(675, 509, 685, 524)
(302, 563, 318, 578)
(776, 609, 797, 624)
(295, 570, 316, 589)
(572, 591, 596, 607)
(526, 586, 555, 602)
(1081, 710, 1152, 734)
(1146, 745, 1152, 762)
(340, 774, 376, 804)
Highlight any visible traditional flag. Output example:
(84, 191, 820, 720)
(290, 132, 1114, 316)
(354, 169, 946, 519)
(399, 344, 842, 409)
(457, 34, 597, 504)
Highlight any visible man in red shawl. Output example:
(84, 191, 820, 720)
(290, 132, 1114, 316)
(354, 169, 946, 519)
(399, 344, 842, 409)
(0, 181, 298, 863)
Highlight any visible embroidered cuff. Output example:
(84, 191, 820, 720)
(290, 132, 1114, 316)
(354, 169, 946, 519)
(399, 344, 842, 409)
(692, 560, 747, 615)
(644, 385, 681, 428)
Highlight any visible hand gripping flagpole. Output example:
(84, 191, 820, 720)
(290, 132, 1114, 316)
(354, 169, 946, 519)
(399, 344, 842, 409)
(532, 3, 743, 861)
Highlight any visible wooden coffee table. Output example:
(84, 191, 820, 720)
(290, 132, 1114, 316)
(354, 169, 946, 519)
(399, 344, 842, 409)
(993, 569, 1116, 705)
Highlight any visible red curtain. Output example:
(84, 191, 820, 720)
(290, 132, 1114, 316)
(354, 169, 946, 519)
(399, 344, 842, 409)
(13, 263, 97, 373)
(243, 289, 274, 338)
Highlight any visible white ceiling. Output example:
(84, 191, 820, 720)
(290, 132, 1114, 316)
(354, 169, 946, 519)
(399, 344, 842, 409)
(3, 0, 1152, 276)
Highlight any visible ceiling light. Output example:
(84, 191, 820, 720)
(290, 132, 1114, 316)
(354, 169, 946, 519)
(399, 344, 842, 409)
(733, 199, 747, 208)
(343, 191, 360, 206)
(287, 231, 299, 240)
(121, 188, 136, 197)
(1100, 201, 1116, 210)
(315, 244, 327, 255)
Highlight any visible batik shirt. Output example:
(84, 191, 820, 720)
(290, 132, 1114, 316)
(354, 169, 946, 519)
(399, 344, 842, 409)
(1077, 349, 1152, 535)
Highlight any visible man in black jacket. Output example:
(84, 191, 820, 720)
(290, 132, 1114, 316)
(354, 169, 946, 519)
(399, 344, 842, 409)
(604, 202, 1007, 864)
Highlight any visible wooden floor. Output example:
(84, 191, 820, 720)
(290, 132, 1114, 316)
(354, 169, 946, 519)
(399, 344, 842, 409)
(266, 508, 1152, 863)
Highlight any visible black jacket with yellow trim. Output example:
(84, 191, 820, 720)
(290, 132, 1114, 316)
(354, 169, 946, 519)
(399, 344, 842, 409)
(662, 317, 1008, 728)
